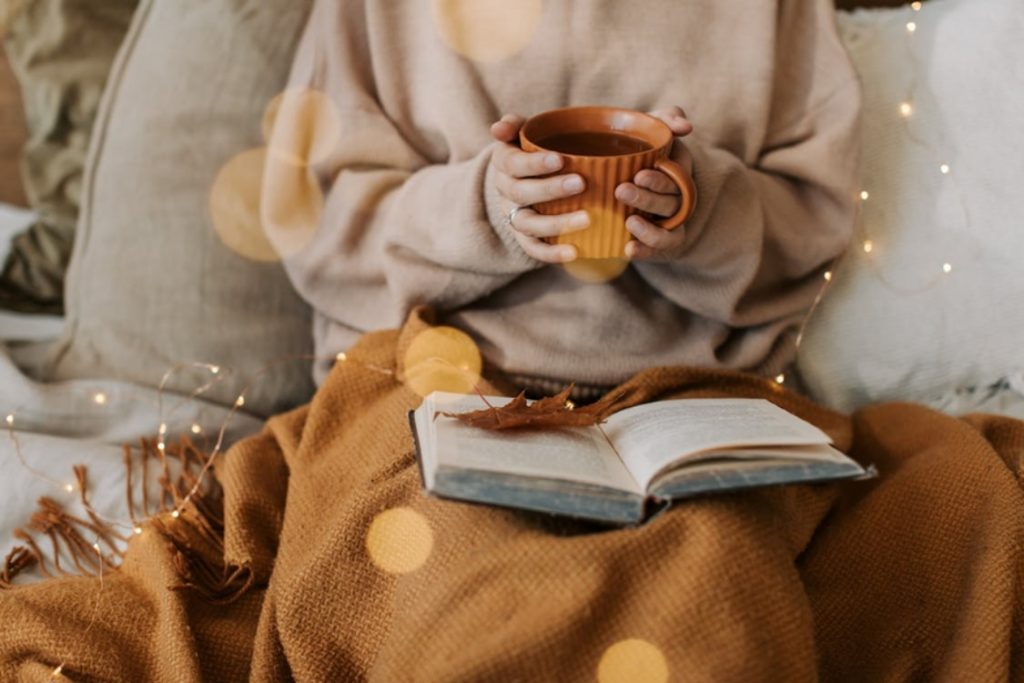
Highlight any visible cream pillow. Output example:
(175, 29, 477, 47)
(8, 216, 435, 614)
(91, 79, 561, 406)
(797, 0, 1024, 411)
(46, 0, 316, 416)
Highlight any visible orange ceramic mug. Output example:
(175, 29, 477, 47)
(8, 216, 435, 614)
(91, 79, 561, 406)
(519, 106, 697, 260)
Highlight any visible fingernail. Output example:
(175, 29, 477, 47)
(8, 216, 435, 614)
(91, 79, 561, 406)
(561, 247, 577, 262)
(571, 212, 590, 228)
(616, 185, 637, 202)
(563, 175, 584, 192)
(544, 154, 562, 170)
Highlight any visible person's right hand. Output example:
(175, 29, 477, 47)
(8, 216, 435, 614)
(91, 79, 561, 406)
(488, 114, 589, 263)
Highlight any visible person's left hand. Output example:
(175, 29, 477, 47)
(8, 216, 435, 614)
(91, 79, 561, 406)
(616, 106, 695, 260)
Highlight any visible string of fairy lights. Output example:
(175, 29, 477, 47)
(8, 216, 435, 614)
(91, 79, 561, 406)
(2, 349, 408, 681)
(783, 0, 961, 385)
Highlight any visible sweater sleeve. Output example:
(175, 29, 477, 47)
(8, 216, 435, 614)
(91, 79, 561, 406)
(273, 0, 540, 337)
(631, 0, 861, 330)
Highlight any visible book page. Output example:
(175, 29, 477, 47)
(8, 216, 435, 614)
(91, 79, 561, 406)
(428, 393, 642, 494)
(602, 399, 832, 488)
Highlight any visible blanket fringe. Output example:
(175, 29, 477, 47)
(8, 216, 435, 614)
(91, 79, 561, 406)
(1, 437, 250, 603)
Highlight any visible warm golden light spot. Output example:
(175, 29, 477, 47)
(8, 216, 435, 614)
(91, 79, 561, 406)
(260, 150, 323, 258)
(93, 392, 108, 405)
(210, 148, 322, 261)
(210, 148, 281, 262)
(403, 326, 483, 398)
(597, 639, 669, 683)
(262, 88, 342, 167)
(431, 0, 543, 63)
(366, 507, 434, 574)
(562, 258, 630, 284)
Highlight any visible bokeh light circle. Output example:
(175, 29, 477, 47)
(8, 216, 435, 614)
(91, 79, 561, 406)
(597, 638, 669, 683)
(431, 0, 543, 63)
(209, 148, 280, 262)
(366, 507, 434, 574)
(209, 148, 323, 261)
(562, 258, 630, 284)
(262, 87, 342, 167)
(260, 149, 323, 258)
(403, 326, 483, 398)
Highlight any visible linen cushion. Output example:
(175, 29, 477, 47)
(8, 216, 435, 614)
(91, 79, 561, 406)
(47, 0, 316, 416)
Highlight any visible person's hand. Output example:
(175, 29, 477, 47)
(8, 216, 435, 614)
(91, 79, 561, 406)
(488, 114, 589, 264)
(616, 106, 695, 260)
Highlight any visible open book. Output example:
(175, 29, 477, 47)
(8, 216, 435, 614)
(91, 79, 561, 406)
(409, 392, 868, 525)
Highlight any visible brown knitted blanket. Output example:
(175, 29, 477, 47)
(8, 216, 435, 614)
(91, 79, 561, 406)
(2, 309, 1023, 681)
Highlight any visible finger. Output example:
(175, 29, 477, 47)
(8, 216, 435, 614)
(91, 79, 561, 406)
(515, 233, 577, 264)
(624, 239, 658, 260)
(649, 106, 694, 136)
(511, 208, 590, 239)
(634, 169, 680, 195)
(625, 214, 687, 251)
(489, 114, 526, 143)
(615, 182, 679, 217)
(493, 143, 563, 178)
(496, 171, 585, 206)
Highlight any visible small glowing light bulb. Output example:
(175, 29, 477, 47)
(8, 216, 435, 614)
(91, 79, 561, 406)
(64, 483, 74, 493)
(940, 164, 950, 174)
(823, 271, 833, 282)
(859, 190, 870, 201)
(93, 392, 108, 405)
(209, 365, 220, 375)
(4, 414, 13, 425)
(92, 542, 101, 552)
(943, 263, 952, 273)
(190, 423, 202, 434)
(564, 400, 576, 411)
(133, 526, 143, 535)
(335, 351, 347, 362)
(775, 374, 786, 385)
(235, 395, 246, 408)
(157, 441, 166, 452)
(911, 1, 922, 10)
(158, 422, 167, 436)
(863, 240, 874, 253)
(906, 21, 917, 33)
(171, 510, 181, 519)
(899, 102, 913, 118)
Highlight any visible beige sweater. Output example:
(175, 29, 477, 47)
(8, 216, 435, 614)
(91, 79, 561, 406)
(282, 0, 861, 394)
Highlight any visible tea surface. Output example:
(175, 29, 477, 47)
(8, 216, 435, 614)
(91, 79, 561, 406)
(536, 131, 652, 156)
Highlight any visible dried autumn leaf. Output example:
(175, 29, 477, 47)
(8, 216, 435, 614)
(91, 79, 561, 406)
(439, 385, 619, 431)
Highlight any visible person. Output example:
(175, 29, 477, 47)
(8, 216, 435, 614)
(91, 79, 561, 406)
(278, 0, 862, 401)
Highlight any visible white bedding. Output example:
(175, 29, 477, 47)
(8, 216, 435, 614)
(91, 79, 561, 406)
(0, 203, 264, 581)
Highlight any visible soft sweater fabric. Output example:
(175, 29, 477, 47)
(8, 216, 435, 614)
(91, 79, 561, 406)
(281, 0, 862, 391)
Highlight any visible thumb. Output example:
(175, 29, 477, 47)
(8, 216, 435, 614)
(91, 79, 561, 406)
(490, 114, 526, 143)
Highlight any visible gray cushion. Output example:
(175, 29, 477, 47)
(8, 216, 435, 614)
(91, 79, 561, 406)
(46, 0, 316, 416)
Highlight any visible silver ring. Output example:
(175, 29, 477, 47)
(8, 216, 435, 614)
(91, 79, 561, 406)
(506, 205, 524, 229)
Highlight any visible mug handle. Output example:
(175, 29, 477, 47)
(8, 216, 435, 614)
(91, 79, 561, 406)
(652, 158, 697, 231)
